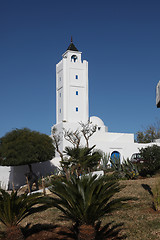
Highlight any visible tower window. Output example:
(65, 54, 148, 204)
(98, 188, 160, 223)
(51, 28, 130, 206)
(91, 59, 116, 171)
(76, 91, 78, 95)
(59, 77, 61, 81)
(76, 107, 78, 112)
(60, 108, 61, 113)
(75, 75, 78, 79)
(60, 93, 61, 97)
(71, 55, 78, 62)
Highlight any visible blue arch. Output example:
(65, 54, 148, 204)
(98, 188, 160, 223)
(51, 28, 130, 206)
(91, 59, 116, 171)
(111, 151, 120, 164)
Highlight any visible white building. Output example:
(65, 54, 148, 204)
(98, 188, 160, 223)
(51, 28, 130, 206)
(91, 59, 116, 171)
(0, 39, 159, 189)
(51, 39, 159, 166)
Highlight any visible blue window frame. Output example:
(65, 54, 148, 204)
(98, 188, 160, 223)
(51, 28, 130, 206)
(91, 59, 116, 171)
(75, 75, 78, 79)
(76, 107, 78, 112)
(76, 91, 78, 95)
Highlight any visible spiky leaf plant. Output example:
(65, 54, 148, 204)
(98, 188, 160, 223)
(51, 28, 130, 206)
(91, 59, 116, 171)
(0, 189, 48, 239)
(48, 174, 133, 239)
(62, 145, 102, 176)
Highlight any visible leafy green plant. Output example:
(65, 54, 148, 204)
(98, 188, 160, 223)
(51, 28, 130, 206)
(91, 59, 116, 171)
(48, 174, 133, 239)
(99, 152, 110, 173)
(61, 145, 102, 177)
(110, 158, 139, 180)
(110, 157, 125, 179)
(0, 128, 55, 168)
(139, 145, 160, 176)
(0, 189, 48, 239)
(122, 159, 139, 180)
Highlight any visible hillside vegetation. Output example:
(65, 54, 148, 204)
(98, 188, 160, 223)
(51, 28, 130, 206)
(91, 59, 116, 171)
(0, 175, 160, 239)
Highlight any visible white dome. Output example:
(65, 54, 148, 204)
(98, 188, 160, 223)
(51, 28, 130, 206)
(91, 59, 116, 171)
(90, 116, 104, 127)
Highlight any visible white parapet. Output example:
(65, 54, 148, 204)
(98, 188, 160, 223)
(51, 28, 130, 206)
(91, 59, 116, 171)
(156, 80, 160, 108)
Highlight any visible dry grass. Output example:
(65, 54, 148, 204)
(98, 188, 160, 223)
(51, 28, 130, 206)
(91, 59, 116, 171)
(102, 176, 160, 239)
(1, 176, 160, 239)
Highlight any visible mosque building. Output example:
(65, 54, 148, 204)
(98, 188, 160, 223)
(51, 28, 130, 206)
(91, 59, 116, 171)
(51, 38, 158, 166)
(0, 39, 159, 189)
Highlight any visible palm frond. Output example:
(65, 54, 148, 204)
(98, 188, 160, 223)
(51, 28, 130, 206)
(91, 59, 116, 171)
(48, 174, 133, 225)
(0, 189, 49, 227)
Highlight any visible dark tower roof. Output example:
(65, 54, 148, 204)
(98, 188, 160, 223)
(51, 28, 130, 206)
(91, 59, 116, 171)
(67, 37, 78, 51)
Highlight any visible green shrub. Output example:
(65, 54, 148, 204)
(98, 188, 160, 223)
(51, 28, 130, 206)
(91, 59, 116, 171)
(138, 145, 160, 176)
(122, 159, 139, 180)
(0, 189, 49, 239)
(47, 174, 133, 239)
(110, 158, 139, 180)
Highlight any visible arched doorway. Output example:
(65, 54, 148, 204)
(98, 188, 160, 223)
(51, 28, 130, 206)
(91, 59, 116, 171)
(111, 151, 120, 164)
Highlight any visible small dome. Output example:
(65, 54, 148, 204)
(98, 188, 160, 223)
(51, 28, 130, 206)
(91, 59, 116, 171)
(90, 116, 104, 127)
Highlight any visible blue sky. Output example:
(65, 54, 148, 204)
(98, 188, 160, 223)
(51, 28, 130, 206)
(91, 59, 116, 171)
(0, 0, 160, 138)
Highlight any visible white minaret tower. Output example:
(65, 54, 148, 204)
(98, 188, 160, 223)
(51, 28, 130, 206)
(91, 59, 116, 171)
(56, 37, 89, 124)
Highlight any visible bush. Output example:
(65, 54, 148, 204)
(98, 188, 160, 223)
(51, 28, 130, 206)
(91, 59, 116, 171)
(138, 145, 160, 176)
(110, 158, 139, 180)
(47, 174, 133, 239)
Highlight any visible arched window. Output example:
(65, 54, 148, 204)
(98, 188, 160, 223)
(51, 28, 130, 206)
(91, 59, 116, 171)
(71, 55, 78, 62)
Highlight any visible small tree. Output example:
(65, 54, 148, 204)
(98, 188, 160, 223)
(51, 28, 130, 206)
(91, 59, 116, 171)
(79, 121, 97, 148)
(51, 127, 63, 160)
(136, 120, 160, 143)
(0, 128, 55, 168)
(51, 121, 97, 161)
(63, 128, 81, 148)
(0, 128, 55, 190)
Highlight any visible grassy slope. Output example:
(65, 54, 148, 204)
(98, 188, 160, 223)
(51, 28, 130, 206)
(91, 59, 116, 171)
(104, 177, 160, 240)
(1, 176, 160, 239)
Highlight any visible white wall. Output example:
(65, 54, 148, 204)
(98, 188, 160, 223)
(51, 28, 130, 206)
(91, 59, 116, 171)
(0, 160, 57, 190)
(52, 119, 160, 167)
(156, 80, 160, 107)
(0, 166, 11, 190)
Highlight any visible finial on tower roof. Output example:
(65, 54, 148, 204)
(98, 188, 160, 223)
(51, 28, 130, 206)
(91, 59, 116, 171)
(67, 37, 78, 51)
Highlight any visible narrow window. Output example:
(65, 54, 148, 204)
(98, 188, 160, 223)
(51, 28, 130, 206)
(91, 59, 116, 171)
(76, 107, 78, 112)
(75, 75, 78, 79)
(60, 93, 61, 97)
(98, 127, 101, 131)
(59, 77, 61, 81)
(76, 91, 78, 95)
(60, 108, 61, 113)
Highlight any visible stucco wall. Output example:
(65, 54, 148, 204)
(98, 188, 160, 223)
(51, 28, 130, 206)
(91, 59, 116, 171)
(0, 160, 57, 190)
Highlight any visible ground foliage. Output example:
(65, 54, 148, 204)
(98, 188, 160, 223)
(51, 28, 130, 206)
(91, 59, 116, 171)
(1, 176, 160, 239)
(0, 189, 49, 240)
(44, 174, 134, 240)
(110, 158, 139, 180)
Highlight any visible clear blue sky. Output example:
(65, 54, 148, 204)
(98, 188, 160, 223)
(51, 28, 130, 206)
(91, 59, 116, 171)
(0, 0, 160, 138)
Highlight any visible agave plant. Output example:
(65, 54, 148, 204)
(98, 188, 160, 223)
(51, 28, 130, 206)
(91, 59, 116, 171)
(48, 174, 132, 240)
(0, 189, 48, 240)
